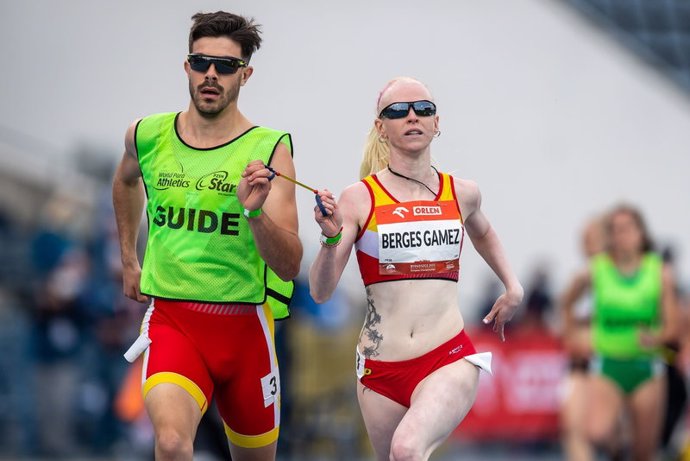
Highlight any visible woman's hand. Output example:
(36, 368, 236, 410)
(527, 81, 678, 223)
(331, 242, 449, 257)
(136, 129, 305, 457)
(314, 189, 343, 237)
(483, 286, 524, 341)
(638, 328, 660, 349)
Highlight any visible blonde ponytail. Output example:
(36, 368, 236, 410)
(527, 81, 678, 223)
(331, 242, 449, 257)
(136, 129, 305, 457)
(360, 126, 389, 179)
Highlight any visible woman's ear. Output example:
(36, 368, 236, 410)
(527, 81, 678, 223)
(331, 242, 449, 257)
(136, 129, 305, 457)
(374, 118, 386, 140)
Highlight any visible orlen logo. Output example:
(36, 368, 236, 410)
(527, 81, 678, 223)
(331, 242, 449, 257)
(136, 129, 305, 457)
(392, 206, 409, 218)
(413, 205, 442, 216)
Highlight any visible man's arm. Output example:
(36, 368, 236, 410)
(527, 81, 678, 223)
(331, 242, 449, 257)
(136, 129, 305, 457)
(112, 121, 149, 303)
(460, 179, 523, 340)
(240, 142, 303, 281)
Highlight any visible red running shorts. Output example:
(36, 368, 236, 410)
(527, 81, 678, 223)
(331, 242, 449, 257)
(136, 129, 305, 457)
(356, 329, 490, 407)
(140, 299, 280, 448)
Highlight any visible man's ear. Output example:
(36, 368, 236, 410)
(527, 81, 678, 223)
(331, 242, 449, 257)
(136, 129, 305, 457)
(240, 66, 254, 86)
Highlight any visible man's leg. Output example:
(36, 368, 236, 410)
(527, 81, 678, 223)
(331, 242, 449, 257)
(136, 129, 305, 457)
(146, 382, 203, 461)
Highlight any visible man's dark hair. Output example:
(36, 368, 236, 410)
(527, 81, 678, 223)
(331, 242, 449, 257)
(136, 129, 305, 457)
(189, 11, 262, 61)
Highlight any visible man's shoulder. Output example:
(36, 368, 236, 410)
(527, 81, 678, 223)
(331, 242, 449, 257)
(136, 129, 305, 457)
(134, 112, 178, 156)
(138, 111, 178, 124)
(135, 112, 178, 133)
(135, 112, 178, 136)
(251, 125, 290, 136)
(248, 126, 292, 155)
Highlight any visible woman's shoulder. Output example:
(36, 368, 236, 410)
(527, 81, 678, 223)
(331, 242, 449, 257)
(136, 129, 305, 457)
(339, 180, 372, 215)
(338, 181, 371, 224)
(448, 175, 481, 209)
(450, 175, 479, 192)
(341, 179, 370, 197)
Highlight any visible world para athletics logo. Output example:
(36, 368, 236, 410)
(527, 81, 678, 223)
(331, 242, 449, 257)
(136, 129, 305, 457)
(154, 171, 190, 190)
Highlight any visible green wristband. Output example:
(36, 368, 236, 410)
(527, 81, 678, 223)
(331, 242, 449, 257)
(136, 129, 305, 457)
(243, 208, 262, 219)
(320, 227, 343, 246)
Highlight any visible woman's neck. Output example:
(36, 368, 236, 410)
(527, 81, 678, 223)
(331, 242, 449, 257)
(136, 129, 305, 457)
(385, 153, 438, 197)
(611, 250, 643, 274)
(387, 151, 433, 182)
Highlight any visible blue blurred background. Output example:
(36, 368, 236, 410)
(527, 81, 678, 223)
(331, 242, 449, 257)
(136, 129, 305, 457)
(0, 0, 689, 459)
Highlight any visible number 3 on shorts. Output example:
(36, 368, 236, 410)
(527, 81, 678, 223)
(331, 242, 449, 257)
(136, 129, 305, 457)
(260, 371, 280, 407)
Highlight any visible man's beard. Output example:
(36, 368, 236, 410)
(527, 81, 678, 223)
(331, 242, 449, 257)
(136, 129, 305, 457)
(189, 80, 240, 118)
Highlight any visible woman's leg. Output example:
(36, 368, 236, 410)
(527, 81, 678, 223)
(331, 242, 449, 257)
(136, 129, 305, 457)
(630, 374, 666, 461)
(357, 380, 408, 461)
(586, 374, 625, 454)
(389, 359, 479, 461)
(561, 369, 594, 461)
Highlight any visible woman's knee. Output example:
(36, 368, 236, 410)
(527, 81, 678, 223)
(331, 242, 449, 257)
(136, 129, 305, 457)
(389, 431, 424, 461)
(586, 420, 615, 450)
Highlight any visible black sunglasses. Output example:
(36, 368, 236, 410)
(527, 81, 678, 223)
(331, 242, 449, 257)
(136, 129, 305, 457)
(379, 100, 437, 119)
(187, 54, 247, 75)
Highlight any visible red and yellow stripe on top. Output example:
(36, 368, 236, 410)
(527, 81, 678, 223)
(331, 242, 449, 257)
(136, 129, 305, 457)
(355, 171, 464, 286)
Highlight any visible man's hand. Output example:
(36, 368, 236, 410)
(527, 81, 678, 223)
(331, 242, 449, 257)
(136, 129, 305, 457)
(238, 160, 274, 211)
(121, 261, 150, 303)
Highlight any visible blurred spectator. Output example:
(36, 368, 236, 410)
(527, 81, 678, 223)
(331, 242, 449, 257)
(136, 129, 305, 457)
(74, 186, 143, 454)
(28, 196, 90, 457)
(281, 279, 367, 460)
(0, 288, 32, 450)
(520, 263, 554, 332)
(0, 211, 35, 456)
(21, 185, 150, 458)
